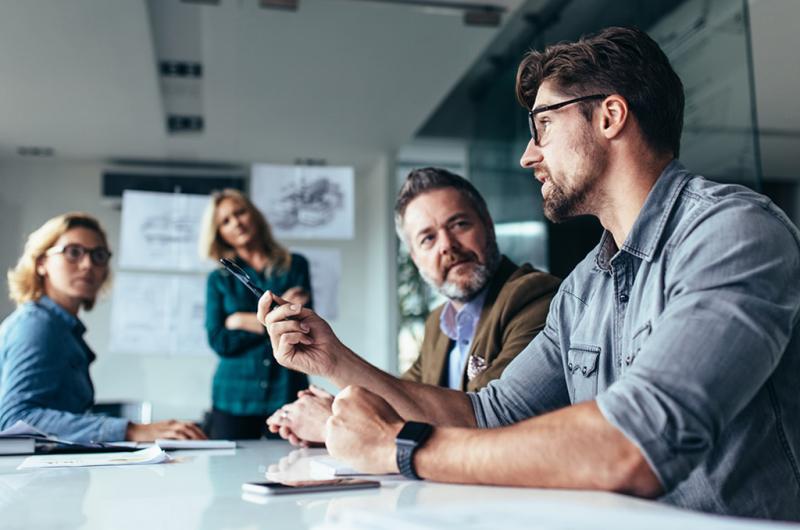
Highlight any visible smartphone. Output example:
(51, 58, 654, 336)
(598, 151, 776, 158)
(242, 478, 380, 496)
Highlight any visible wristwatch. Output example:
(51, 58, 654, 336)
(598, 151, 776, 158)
(395, 421, 433, 480)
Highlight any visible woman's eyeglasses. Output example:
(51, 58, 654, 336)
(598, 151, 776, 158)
(46, 244, 112, 266)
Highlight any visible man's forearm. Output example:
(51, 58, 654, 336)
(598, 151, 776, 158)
(413, 401, 663, 495)
(330, 350, 476, 427)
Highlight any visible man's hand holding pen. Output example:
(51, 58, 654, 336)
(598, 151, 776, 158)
(257, 291, 348, 378)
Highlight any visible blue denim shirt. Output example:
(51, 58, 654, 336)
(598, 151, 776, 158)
(0, 296, 128, 442)
(470, 161, 800, 520)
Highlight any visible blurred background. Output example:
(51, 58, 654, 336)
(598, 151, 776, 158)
(0, 0, 796, 420)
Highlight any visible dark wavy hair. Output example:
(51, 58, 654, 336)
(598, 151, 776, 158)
(516, 26, 684, 157)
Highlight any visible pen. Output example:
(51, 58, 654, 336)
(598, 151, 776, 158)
(218, 258, 279, 311)
(219, 258, 264, 298)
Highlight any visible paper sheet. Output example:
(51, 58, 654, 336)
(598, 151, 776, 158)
(309, 456, 401, 481)
(119, 190, 214, 272)
(291, 247, 341, 321)
(251, 164, 355, 240)
(309, 456, 363, 477)
(108, 272, 213, 356)
(0, 420, 49, 438)
(155, 439, 236, 450)
(17, 445, 171, 469)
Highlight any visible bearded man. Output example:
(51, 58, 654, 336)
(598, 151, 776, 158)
(260, 27, 800, 521)
(266, 167, 560, 445)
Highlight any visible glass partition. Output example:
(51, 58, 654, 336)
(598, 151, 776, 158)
(397, 0, 765, 371)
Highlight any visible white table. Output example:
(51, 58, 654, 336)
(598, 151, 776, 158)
(0, 441, 792, 530)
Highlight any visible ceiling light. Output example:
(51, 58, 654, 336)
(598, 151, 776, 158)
(260, 0, 299, 10)
(353, 0, 505, 26)
(464, 8, 502, 27)
(17, 146, 55, 157)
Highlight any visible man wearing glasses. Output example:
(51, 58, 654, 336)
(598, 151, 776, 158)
(259, 26, 800, 520)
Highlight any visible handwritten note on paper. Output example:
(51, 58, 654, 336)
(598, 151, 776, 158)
(17, 445, 171, 470)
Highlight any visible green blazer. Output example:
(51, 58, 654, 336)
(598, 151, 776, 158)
(205, 253, 311, 416)
(402, 256, 560, 392)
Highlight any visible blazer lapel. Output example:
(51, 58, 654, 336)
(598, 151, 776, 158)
(427, 327, 453, 387)
(464, 256, 518, 388)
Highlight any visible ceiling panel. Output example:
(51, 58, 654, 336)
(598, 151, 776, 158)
(0, 0, 524, 165)
(0, 0, 166, 159)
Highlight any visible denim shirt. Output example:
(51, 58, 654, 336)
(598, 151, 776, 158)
(440, 289, 488, 389)
(469, 161, 800, 520)
(0, 296, 128, 442)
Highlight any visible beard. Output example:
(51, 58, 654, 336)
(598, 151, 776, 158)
(542, 178, 591, 222)
(419, 239, 501, 303)
(540, 128, 608, 223)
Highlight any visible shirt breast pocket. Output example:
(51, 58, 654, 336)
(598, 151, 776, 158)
(566, 344, 601, 403)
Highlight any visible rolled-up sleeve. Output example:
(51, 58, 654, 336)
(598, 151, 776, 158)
(469, 291, 570, 428)
(596, 200, 800, 491)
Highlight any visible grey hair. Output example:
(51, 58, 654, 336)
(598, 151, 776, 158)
(394, 167, 495, 247)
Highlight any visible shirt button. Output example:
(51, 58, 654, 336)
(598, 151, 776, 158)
(263, 359, 271, 367)
(567, 362, 574, 371)
(619, 293, 629, 303)
(581, 367, 588, 375)
(625, 355, 632, 365)
(260, 381, 268, 389)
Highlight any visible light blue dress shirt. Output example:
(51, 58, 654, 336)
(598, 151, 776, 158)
(469, 161, 800, 520)
(0, 296, 128, 443)
(440, 289, 487, 390)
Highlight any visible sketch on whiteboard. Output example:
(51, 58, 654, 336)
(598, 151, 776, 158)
(141, 214, 195, 245)
(271, 178, 345, 230)
(251, 164, 355, 240)
(119, 190, 214, 272)
(108, 272, 213, 357)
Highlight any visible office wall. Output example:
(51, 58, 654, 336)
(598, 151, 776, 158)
(0, 156, 397, 420)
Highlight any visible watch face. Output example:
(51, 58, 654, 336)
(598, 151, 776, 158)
(396, 421, 432, 443)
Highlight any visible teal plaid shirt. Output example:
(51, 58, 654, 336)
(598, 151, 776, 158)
(205, 253, 311, 416)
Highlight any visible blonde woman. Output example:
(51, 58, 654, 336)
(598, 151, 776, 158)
(200, 190, 311, 439)
(0, 213, 206, 443)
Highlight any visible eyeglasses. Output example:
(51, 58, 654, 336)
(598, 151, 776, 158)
(46, 244, 112, 266)
(528, 94, 608, 145)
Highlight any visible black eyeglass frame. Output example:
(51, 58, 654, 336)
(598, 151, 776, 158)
(46, 244, 113, 266)
(527, 94, 608, 145)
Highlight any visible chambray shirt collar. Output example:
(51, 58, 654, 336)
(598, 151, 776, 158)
(36, 295, 86, 337)
(595, 159, 692, 270)
(439, 288, 488, 343)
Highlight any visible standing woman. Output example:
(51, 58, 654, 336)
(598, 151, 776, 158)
(200, 189, 312, 439)
(0, 212, 205, 443)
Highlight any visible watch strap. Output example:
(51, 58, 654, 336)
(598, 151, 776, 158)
(396, 442, 421, 480)
(395, 421, 433, 480)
